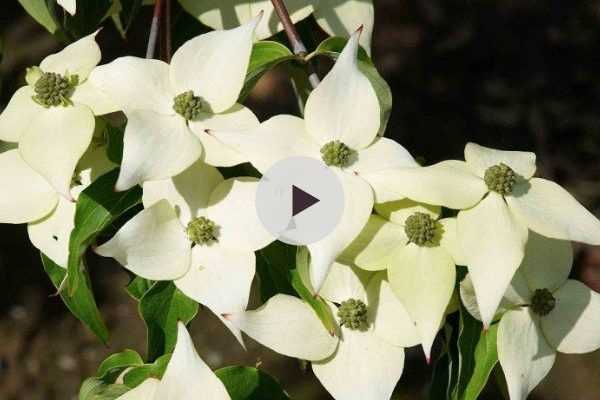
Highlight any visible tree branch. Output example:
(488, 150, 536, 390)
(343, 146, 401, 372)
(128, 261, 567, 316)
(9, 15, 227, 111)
(270, 0, 320, 88)
(146, 0, 163, 59)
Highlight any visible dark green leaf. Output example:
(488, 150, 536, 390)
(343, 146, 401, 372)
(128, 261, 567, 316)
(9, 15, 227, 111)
(216, 366, 290, 400)
(97, 349, 144, 383)
(67, 169, 142, 296)
(290, 247, 337, 336)
(311, 37, 392, 136)
(106, 124, 125, 165)
(79, 377, 129, 400)
(126, 276, 154, 301)
(139, 282, 198, 361)
(111, 0, 143, 37)
(18, 0, 58, 33)
(122, 353, 171, 388)
(255, 241, 296, 302)
(239, 41, 296, 101)
(41, 253, 109, 344)
(63, 0, 114, 38)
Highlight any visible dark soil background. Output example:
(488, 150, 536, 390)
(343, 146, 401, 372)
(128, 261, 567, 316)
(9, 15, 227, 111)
(1, 0, 600, 399)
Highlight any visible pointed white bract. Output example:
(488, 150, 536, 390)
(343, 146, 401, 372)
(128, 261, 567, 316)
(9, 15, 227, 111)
(57, 0, 77, 15)
(212, 30, 416, 291)
(116, 323, 231, 400)
(89, 18, 262, 190)
(96, 161, 273, 344)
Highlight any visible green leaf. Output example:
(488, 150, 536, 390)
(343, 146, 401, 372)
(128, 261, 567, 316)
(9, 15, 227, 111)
(239, 41, 296, 101)
(122, 353, 171, 388)
(311, 37, 393, 136)
(216, 366, 291, 400)
(106, 124, 125, 165)
(255, 241, 296, 303)
(139, 282, 199, 361)
(18, 0, 58, 33)
(79, 377, 129, 400)
(41, 253, 109, 344)
(63, 0, 114, 38)
(125, 276, 154, 301)
(111, 0, 143, 37)
(97, 349, 144, 383)
(67, 169, 142, 296)
(290, 248, 338, 336)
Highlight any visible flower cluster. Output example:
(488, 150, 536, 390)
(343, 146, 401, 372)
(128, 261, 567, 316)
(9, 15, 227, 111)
(1, 9, 599, 400)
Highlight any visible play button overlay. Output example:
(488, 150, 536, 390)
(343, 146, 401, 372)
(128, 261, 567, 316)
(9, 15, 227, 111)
(256, 157, 344, 245)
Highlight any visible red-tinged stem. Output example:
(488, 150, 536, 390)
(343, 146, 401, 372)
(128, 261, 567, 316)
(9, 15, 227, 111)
(270, 0, 320, 88)
(146, 0, 163, 59)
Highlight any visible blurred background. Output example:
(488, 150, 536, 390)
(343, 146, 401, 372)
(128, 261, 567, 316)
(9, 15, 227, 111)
(1, 0, 600, 399)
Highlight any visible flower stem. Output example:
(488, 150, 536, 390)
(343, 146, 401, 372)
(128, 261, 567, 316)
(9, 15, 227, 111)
(146, 0, 163, 59)
(270, 0, 320, 88)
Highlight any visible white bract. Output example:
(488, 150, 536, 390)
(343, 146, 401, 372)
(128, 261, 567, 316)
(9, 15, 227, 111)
(89, 17, 262, 191)
(461, 232, 600, 400)
(0, 140, 115, 266)
(226, 263, 420, 400)
(213, 30, 417, 291)
(375, 142, 600, 327)
(57, 0, 77, 15)
(116, 322, 231, 400)
(0, 33, 116, 199)
(95, 161, 273, 345)
(341, 199, 464, 360)
(178, 0, 375, 53)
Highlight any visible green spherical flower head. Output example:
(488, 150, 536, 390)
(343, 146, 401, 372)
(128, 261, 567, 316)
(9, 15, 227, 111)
(404, 212, 437, 246)
(173, 91, 204, 121)
(186, 216, 218, 245)
(337, 298, 368, 331)
(320, 140, 354, 167)
(531, 288, 556, 316)
(484, 163, 516, 195)
(33, 72, 78, 107)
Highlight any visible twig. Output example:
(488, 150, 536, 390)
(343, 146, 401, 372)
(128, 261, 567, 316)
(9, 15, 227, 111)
(165, 0, 172, 62)
(270, 0, 320, 88)
(146, 0, 163, 59)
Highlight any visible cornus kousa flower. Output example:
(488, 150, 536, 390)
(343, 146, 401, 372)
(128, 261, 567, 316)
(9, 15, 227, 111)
(460, 233, 600, 400)
(212, 29, 418, 291)
(226, 263, 421, 400)
(116, 322, 231, 399)
(375, 142, 600, 328)
(89, 16, 262, 191)
(179, 0, 374, 53)
(340, 199, 464, 361)
(57, 0, 76, 15)
(0, 33, 116, 199)
(95, 161, 273, 344)
(0, 140, 115, 266)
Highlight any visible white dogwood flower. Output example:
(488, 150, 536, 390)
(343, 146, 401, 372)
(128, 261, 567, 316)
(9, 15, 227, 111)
(178, 0, 374, 53)
(89, 17, 262, 191)
(116, 322, 231, 400)
(0, 33, 116, 199)
(461, 232, 600, 400)
(341, 199, 464, 361)
(376, 142, 600, 328)
(0, 141, 115, 266)
(212, 30, 417, 291)
(95, 161, 273, 344)
(226, 263, 420, 400)
(57, 0, 76, 15)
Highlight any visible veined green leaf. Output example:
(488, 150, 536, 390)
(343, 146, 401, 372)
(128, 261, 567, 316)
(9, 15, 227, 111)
(122, 353, 171, 388)
(97, 349, 144, 383)
(18, 0, 58, 33)
(139, 282, 198, 361)
(125, 276, 154, 301)
(310, 37, 392, 137)
(41, 252, 109, 344)
(255, 240, 296, 303)
(67, 169, 142, 296)
(216, 366, 291, 400)
(239, 41, 297, 101)
(79, 377, 129, 400)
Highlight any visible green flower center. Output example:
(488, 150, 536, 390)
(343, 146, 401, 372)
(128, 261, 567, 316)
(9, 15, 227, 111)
(320, 140, 354, 167)
(173, 91, 204, 121)
(530, 288, 556, 316)
(337, 298, 368, 331)
(484, 163, 516, 195)
(404, 212, 437, 246)
(186, 217, 218, 245)
(33, 72, 78, 107)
